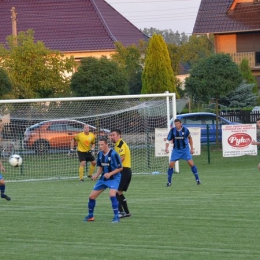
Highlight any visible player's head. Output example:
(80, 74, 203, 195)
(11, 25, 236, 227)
(174, 119, 182, 129)
(83, 124, 89, 134)
(98, 137, 109, 152)
(110, 129, 121, 143)
(256, 118, 260, 129)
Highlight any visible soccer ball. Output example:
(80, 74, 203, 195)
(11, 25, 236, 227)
(9, 154, 23, 167)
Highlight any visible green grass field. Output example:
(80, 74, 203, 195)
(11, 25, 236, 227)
(1, 156, 260, 260)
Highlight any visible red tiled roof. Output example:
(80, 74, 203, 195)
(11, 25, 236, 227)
(193, 0, 260, 34)
(0, 0, 148, 52)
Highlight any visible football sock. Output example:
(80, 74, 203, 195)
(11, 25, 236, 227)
(167, 168, 174, 183)
(79, 166, 84, 180)
(89, 164, 95, 177)
(0, 184, 5, 197)
(191, 165, 199, 181)
(110, 196, 119, 216)
(88, 199, 96, 217)
(116, 193, 124, 213)
(120, 194, 130, 214)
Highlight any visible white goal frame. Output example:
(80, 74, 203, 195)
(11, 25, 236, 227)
(0, 92, 177, 180)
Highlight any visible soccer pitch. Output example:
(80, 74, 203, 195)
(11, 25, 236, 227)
(1, 160, 260, 260)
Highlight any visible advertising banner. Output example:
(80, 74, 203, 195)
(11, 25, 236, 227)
(155, 127, 201, 157)
(222, 124, 257, 157)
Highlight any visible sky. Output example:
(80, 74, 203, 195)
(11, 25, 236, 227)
(106, 0, 202, 35)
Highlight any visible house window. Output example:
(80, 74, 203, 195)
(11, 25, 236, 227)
(256, 52, 260, 66)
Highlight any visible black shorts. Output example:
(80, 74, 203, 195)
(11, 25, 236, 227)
(118, 167, 132, 192)
(77, 151, 95, 162)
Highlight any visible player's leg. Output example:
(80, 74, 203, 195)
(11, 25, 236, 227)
(78, 151, 86, 181)
(88, 160, 96, 178)
(167, 161, 175, 186)
(86, 152, 96, 178)
(187, 160, 201, 184)
(79, 160, 86, 181)
(116, 168, 126, 215)
(116, 191, 124, 215)
(0, 175, 11, 201)
(107, 179, 120, 223)
(166, 149, 182, 186)
(84, 184, 104, 222)
(117, 168, 132, 218)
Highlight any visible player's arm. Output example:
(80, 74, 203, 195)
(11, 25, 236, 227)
(68, 138, 76, 155)
(0, 160, 5, 172)
(251, 140, 260, 145)
(90, 135, 96, 154)
(103, 166, 123, 179)
(118, 147, 125, 162)
(165, 130, 173, 153)
(70, 138, 75, 149)
(91, 166, 103, 180)
(188, 134, 194, 154)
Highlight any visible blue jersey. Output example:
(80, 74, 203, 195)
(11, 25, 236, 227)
(167, 126, 190, 150)
(97, 149, 122, 180)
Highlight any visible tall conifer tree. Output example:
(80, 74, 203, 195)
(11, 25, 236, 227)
(141, 34, 179, 96)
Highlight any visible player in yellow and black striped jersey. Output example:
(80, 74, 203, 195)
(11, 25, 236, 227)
(70, 124, 96, 181)
(110, 129, 132, 218)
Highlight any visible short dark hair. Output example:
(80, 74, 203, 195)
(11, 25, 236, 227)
(99, 137, 108, 143)
(111, 129, 121, 135)
(257, 118, 260, 122)
(174, 119, 181, 123)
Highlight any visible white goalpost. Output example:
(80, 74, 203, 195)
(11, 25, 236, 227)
(0, 93, 176, 181)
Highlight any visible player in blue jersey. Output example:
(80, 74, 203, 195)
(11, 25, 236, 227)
(0, 160, 11, 201)
(165, 118, 201, 187)
(84, 137, 123, 223)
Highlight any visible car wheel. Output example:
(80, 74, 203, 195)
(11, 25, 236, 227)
(33, 140, 50, 154)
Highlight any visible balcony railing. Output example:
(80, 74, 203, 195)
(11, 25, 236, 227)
(230, 52, 260, 68)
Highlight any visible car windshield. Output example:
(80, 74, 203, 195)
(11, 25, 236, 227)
(27, 122, 45, 131)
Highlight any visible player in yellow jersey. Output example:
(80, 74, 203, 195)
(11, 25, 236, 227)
(70, 124, 96, 181)
(110, 129, 132, 218)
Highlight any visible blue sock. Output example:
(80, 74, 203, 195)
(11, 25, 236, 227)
(0, 184, 5, 194)
(88, 199, 96, 217)
(167, 168, 174, 183)
(110, 196, 118, 217)
(191, 165, 199, 181)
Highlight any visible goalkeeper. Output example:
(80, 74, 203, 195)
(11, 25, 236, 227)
(70, 124, 96, 181)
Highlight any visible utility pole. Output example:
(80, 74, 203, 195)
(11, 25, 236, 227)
(11, 7, 17, 44)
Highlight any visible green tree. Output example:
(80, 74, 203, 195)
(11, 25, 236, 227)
(111, 41, 146, 94)
(142, 28, 189, 45)
(70, 56, 128, 96)
(0, 68, 12, 98)
(0, 30, 75, 99)
(220, 83, 257, 108)
(180, 34, 215, 66)
(239, 58, 258, 94)
(185, 53, 242, 144)
(141, 34, 179, 96)
(167, 43, 182, 75)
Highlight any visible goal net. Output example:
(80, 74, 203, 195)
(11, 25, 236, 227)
(0, 93, 176, 181)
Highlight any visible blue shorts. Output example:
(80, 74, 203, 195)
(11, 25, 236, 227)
(170, 147, 192, 162)
(93, 175, 121, 191)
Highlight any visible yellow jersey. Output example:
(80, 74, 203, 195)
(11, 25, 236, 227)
(74, 132, 95, 152)
(114, 138, 131, 168)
